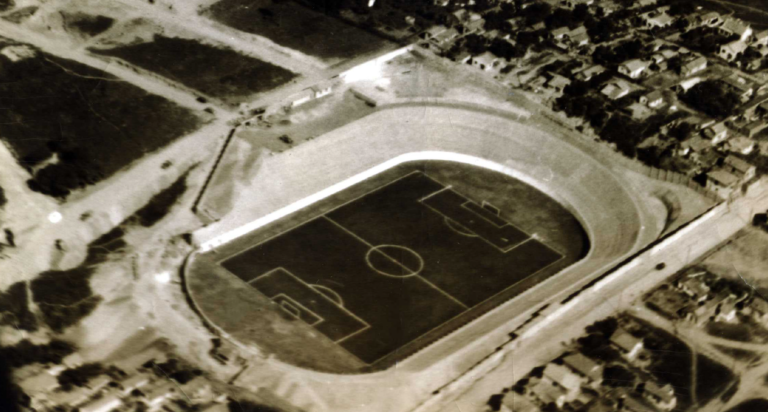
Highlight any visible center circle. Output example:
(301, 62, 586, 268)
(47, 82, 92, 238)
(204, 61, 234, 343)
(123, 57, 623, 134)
(365, 245, 424, 278)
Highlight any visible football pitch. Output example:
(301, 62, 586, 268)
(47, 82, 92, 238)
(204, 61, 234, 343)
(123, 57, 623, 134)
(220, 171, 565, 366)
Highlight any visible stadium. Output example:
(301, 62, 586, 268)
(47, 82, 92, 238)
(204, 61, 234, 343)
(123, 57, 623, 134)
(183, 101, 664, 409)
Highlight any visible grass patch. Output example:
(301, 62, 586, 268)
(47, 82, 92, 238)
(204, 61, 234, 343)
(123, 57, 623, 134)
(92, 35, 297, 105)
(64, 13, 115, 37)
(0, 45, 202, 198)
(0, 282, 37, 332)
(128, 172, 189, 228)
(205, 0, 389, 61)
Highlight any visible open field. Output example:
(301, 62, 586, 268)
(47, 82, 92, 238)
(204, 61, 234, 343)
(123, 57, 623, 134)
(92, 35, 298, 106)
(191, 161, 587, 372)
(204, 0, 391, 62)
(701, 227, 768, 297)
(0, 43, 202, 198)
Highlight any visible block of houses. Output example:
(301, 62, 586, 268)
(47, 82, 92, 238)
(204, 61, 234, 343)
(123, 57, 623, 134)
(643, 381, 677, 411)
(563, 353, 603, 386)
(720, 17, 753, 41)
(609, 330, 644, 362)
(719, 40, 748, 62)
(575, 64, 606, 81)
(702, 122, 729, 144)
(726, 135, 757, 154)
(681, 56, 707, 77)
(619, 59, 650, 79)
(601, 79, 633, 100)
(640, 90, 665, 108)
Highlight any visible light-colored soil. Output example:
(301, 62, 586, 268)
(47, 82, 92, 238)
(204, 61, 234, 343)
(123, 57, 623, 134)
(702, 226, 768, 295)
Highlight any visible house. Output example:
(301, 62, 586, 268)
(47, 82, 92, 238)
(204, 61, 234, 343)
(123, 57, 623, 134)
(465, 14, 486, 33)
(643, 381, 677, 411)
(0, 44, 35, 62)
(618, 59, 650, 79)
(287, 89, 314, 108)
(720, 17, 753, 41)
(643, 12, 675, 30)
(430, 27, 460, 50)
(562, 0, 594, 9)
(530, 380, 567, 408)
(601, 79, 632, 100)
(706, 169, 741, 195)
(626, 102, 654, 120)
(640, 90, 664, 108)
(472, 51, 501, 71)
(551, 26, 570, 40)
(501, 393, 539, 412)
(726, 135, 757, 154)
(310, 82, 333, 99)
(563, 353, 603, 385)
(679, 274, 710, 301)
(120, 374, 150, 395)
(78, 394, 123, 412)
(571, 32, 590, 48)
(734, 120, 768, 138)
(452, 9, 469, 23)
(748, 296, 768, 323)
(623, 395, 658, 412)
(753, 30, 768, 47)
(681, 56, 707, 76)
(723, 155, 757, 181)
(719, 40, 748, 62)
(700, 11, 722, 27)
(610, 330, 644, 361)
(721, 75, 754, 102)
(543, 363, 583, 399)
(575, 65, 606, 81)
(746, 57, 764, 72)
(143, 381, 176, 408)
(675, 77, 702, 93)
(547, 74, 571, 93)
(702, 122, 729, 144)
(680, 135, 713, 156)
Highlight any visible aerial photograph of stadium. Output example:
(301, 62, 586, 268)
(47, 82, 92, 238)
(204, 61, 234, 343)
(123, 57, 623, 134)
(3, 0, 768, 412)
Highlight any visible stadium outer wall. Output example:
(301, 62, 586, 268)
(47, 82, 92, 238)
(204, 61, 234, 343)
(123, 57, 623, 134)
(186, 102, 663, 412)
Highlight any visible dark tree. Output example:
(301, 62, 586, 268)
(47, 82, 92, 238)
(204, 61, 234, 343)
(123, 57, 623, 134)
(57, 363, 105, 391)
(602, 365, 636, 387)
(681, 81, 741, 119)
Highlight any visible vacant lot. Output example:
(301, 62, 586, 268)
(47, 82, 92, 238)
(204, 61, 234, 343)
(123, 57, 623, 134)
(702, 227, 768, 297)
(0, 47, 202, 198)
(201, 161, 587, 371)
(92, 36, 297, 105)
(205, 0, 390, 61)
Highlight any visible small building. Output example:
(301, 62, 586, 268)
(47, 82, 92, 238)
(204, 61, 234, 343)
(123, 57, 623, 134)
(702, 122, 729, 144)
(720, 17, 753, 41)
(619, 59, 650, 79)
(287, 89, 314, 108)
(700, 11, 722, 27)
(563, 353, 603, 385)
(675, 76, 703, 93)
(719, 40, 748, 62)
(0, 44, 36, 62)
(679, 275, 710, 301)
(643, 381, 677, 411)
(680, 135, 713, 156)
(143, 381, 176, 409)
(748, 296, 768, 323)
(543, 363, 583, 399)
(734, 120, 768, 138)
(547, 74, 571, 93)
(681, 56, 707, 77)
(640, 90, 665, 108)
(721, 75, 755, 102)
(643, 12, 675, 30)
(551, 26, 570, 40)
(624, 395, 658, 412)
(610, 330, 644, 362)
(120, 374, 150, 395)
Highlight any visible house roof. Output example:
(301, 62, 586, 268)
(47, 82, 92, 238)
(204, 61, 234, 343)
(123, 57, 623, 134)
(700, 11, 720, 22)
(683, 135, 713, 152)
(724, 155, 755, 174)
(543, 363, 582, 391)
(647, 13, 674, 27)
(645, 90, 664, 102)
(728, 135, 756, 152)
(750, 296, 768, 314)
(722, 74, 753, 93)
(624, 395, 658, 412)
(571, 32, 590, 45)
(78, 395, 123, 412)
(502, 393, 539, 412)
(601, 82, 630, 100)
(552, 26, 570, 37)
(678, 77, 703, 91)
(578, 64, 606, 79)
(754, 30, 768, 42)
(610, 330, 643, 352)
(683, 56, 707, 72)
(708, 169, 740, 186)
(681, 276, 710, 295)
(563, 353, 602, 380)
(548, 74, 571, 90)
